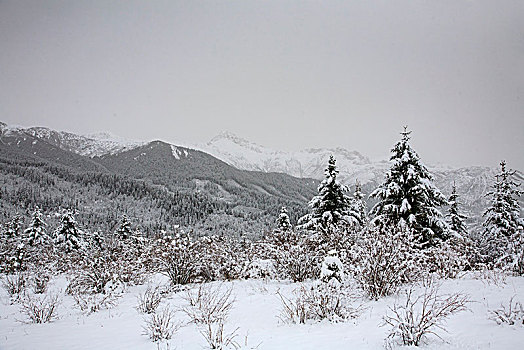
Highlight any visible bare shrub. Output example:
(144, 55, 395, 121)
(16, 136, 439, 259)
(20, 292, 61, 323)
(475, 267, 507, 287)
(182, 284, 235, 325)
(277, 288, 308, 324)
(2, 272, 26, 302)
(73, 292, 120, 315)
(489, 296, 524, 325)
(136, 285, 164, 314)
(273, 241, 318, 282)
(383, 279, 470, 346)
(200, 320, 239, 350)
(182, 283, 239, 349)
(277, 281, 362, 324)
(351, 225, 421, 300)
(152, 234, 199, 286)
(142, 306, 181, 342)
(66, 263, 115, 295)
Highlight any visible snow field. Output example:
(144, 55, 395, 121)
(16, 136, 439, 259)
(1, 274, 524, 350)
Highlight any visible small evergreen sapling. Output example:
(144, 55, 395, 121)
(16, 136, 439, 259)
(352, 180, 368, 228)
(54, 210, 82, 251)
(4, 214, 23, 238)
(25, 207, 49, 246)
(446, 183, 468, 239)
(270, 206, 297, 245)
(115, 214, 133, 240)
(298, 155, 361, 232)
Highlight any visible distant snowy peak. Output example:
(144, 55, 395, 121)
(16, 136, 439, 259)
(0, 122, 144, 157)
(207, 131, 270, 154)
(199, 131, 520, 218)
(200, 131, 372, 180)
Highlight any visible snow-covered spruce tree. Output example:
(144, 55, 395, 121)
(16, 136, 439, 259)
(446, 183, 468, 238)
(277, 206, 292, 232)
(481, 160, 523, 271)
(267, 207, 317, 281)
(54, 210, 82, 251)
(4, 214, 23, 238)
(299, 155, 360, 231)
(115, 214, 132, 240)
(25, 207, 49, 246)
(352, 180, 368, 227)
(268, 206, 297, 246)
(370, 127, 448, 246)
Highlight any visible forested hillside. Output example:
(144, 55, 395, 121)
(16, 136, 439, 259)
(0, 123, 317, 236)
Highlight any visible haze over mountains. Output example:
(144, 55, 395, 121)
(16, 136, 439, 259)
(1, 121, 521, 234)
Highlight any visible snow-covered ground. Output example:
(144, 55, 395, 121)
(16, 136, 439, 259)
(1, 274, 524, 350)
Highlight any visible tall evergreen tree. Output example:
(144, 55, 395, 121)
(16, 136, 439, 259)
(446, 183, 468, 239)
(24, 207, 49, 246)
(54, 210, 82, 251)
(115, 214, 133, 239)
(298, 155, 359, 232)
(481, 160, 523, 266)
(370, 127, 448, 245)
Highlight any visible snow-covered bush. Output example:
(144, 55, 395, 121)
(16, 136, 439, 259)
(66, 257, 118, 295)
(320, 250, 344, 283)
(196, 235, 250, 282)
(489, 296, 524, 326)
(2, 272, 26, 302)
(475, 267, 508, 287)
(151, 232, 200, 286)
(243, 258, 276, 280)
(277, 281, 361, 324)
(424, 239, 470, 279)
(277, 287, 308, 324)
(136, 284, 164, 314)
(0, 238, 29, 273)
(273, 238, 318, 282)
(103, 235, 149, 286)
(351, 225, 421, 300)
(142, 306, 181, 342)
(383, 278, 469, 346)
(20, 291, 61, 323)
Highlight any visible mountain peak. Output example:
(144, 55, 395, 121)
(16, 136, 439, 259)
(208, 131, 266, 153)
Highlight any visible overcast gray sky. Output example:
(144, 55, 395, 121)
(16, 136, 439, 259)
(1, 0, 523, 169)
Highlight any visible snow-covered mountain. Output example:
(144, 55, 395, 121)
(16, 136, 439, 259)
(2, 121, 518, 222)
(201, 131, 373, 181)
(0, 122, 144, 157)
(197, 131, 523, 223)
